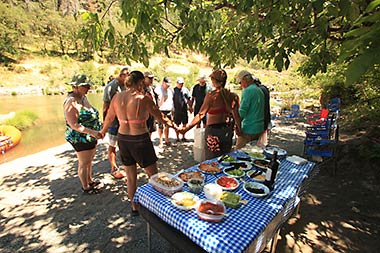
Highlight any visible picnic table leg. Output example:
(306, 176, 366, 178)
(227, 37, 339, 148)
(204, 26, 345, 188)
(147, 222, 151, 252)
(269, 228, 281, 253)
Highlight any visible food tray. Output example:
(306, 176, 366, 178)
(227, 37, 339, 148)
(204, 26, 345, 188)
(216, 176, 239, 191)
(197, 199, 226, 222)
(243, 182, 270, 198)
(171, 192, 199, 210)
(252, 158, 271, 170)
(149, 172, 184, 196)
(177, 171, 205, 183)
(246, 170, 266, 183)
(220, 192, 241, 208)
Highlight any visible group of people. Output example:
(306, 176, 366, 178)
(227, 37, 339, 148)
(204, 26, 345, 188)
(63, 68, 270, 215)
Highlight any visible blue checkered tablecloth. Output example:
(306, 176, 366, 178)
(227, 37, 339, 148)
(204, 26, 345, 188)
(134, 150, 315, 253)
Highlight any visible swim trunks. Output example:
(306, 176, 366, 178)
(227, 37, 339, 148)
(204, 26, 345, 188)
(117, 132, 158, 168)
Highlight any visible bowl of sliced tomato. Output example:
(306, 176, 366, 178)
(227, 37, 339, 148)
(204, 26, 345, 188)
(216, 176, 239, 191)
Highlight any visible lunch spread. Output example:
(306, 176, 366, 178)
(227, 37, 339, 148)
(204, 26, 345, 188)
(199, 162, 221, 173)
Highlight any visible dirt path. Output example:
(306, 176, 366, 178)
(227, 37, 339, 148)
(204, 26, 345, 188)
(0, 118, 379, 253)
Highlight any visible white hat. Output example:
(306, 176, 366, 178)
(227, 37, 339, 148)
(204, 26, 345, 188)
(197, 74, 206, 81)
(177, 77, 185, 84)
(144, 70, 154, 78)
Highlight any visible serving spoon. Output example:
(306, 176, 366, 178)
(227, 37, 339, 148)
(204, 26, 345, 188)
(206, 210, 229, 216)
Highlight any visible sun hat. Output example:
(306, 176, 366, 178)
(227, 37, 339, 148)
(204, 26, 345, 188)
(177, 77, 185, 84)
(66, 74, 93, 86)
(236, 70, 252, 83)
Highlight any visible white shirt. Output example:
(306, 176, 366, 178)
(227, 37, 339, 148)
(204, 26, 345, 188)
(154, 85, 174, 111)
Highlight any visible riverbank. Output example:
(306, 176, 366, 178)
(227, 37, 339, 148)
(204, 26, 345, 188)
(0, 118, 379, 252)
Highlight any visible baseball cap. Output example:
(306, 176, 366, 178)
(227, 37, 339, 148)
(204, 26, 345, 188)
(144, 70, 154, 78)
(236, 70, 252, 83)
(197, 74, 206, 81)
(177, 77, 185, 84)
(163, 77, 171, 83)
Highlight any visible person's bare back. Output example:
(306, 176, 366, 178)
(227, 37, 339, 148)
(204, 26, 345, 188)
(112, 89, 150, 136)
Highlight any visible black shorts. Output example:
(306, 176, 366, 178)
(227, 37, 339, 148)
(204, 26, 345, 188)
(118, 132, 158, 168)
(146, 115, 156, 133)
(70, 140, 97, 152)
(174, 110, 188, 125)
(158, 110, 172, 129)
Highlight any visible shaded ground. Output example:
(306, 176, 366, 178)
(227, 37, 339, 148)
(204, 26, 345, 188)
(0, 117, 379, 253)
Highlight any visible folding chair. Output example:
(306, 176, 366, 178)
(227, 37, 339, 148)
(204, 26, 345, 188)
(284, 104, 300, 118)
(303, 113, 339, 175)
(306, 108, 329, 126)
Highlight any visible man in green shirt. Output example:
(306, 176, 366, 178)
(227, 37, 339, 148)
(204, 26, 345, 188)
(235, 70, 265, 149)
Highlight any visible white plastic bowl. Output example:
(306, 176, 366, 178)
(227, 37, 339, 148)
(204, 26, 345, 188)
(203, 183, 223, 200)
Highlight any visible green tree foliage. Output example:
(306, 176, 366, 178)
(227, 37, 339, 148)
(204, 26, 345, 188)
(94, 0, 379, 84)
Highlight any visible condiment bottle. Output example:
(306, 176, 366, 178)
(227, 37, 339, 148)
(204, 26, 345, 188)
(264, 151, 279, 191)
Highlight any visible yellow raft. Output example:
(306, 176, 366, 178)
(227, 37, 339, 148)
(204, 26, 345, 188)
(0, 125, 22, 153)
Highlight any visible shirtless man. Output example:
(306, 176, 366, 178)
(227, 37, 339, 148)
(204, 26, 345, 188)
(101, 70, 178, 215)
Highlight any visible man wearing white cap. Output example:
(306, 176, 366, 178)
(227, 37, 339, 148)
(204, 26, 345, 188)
(189, 74, 212, 128)
(154, 77, 174, 146)
(173, 77, 191, 141)
(235, 70, 265, 149)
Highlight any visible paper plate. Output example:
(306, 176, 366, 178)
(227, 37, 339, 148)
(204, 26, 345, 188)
(264, 146, 287, 158)
(171, 192, 199, 210)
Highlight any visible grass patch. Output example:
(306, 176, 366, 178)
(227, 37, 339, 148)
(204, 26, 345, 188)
(5, 110, 38, 130)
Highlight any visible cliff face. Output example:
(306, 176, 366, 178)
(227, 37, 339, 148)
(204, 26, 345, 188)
(57, 0, 103, 15)
(6, 0, 103, 15)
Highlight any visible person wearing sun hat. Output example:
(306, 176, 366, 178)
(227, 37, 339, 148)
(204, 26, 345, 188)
(64, 74, 103, 194)
(235, 70, 265, 149)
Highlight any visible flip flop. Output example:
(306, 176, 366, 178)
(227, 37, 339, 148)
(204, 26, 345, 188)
(111, 170, 124, 179)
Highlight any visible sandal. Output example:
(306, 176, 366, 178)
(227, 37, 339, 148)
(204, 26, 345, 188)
(131, 208, 139, 217)
(82, 185, 101, 195)
(89, 180, 101, 187)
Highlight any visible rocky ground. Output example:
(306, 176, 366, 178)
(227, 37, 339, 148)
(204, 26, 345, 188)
(0, 117, 379, 253)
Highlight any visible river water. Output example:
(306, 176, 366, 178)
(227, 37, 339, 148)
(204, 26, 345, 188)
(0, 93, 103, 164)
